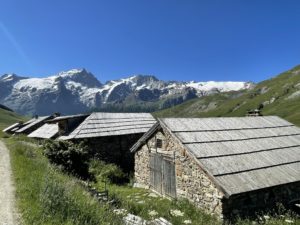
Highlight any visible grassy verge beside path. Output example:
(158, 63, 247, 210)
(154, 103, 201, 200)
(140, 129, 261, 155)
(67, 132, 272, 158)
(5, 138, 122, 225)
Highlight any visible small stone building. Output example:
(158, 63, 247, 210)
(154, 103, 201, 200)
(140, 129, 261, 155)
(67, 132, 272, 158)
(2, 122, 23, 134)
(27, 114, 89, 139)
(14, 115, 54, 135)
(131, 116, 300, 218)
(60, 112, 157, 172)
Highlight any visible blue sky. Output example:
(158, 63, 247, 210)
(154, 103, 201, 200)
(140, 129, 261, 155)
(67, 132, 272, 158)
(0, 0, 300, 83)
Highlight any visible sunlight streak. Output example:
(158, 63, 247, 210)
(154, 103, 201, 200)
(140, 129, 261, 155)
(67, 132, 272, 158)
(0, 21, 33, 70)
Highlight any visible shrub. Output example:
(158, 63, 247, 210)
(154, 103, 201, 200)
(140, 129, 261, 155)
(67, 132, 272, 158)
(89, 159, 128, 184)
(43, 140, 90, 178)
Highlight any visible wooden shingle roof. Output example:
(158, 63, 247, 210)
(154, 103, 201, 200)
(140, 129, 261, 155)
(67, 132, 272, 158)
(28, 123, 59, 139)
(59, 112, 156, 140)
(2, 122, 22, 133)
(15, 116, 52, 133)
(132, 116, 300, 197)
(46, 114, 89, 123)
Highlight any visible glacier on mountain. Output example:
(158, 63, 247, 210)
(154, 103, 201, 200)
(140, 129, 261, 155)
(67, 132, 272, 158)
(0, 69, 254, 115)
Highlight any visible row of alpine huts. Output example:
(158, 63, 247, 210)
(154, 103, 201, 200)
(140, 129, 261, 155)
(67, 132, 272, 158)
(3, 113, 300, 218)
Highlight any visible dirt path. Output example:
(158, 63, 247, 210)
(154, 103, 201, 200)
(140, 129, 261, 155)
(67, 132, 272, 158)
(0, 140, 19, 225)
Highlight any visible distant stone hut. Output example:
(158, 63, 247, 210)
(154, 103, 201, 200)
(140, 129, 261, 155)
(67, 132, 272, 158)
(131, 116, 300, 218)
(2, 122, 23, 134)
(60, 112, 157, 172)
(14, 115, 54, 135)
(27, 114, 89, 139)
(48, 114, 89, 135)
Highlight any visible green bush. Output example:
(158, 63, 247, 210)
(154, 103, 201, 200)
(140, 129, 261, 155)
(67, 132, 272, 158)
(43, 140, 90, 178)
(89, 159, 128, 184)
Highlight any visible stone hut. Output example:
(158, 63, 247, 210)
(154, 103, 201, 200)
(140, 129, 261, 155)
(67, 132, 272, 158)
(2, 122, 23, 134)
(14, 115, 54, 135)
(131, 116, 300, 218)
(27, 114, 89, 140)
(60, 112, 157, 172)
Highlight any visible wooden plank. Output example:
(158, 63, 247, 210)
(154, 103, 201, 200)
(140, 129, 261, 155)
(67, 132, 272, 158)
(86, 119, 156, 124)
(91, 112, 154, 119)
(187, 135, 300, 158)
(175, 126, 300, 143)
(78, 125, 153, 134)
(216, 162, 300, 195)
(83, 121, 156, 129)
(200, 147, 300, 176)
(74, 127, 151, 138)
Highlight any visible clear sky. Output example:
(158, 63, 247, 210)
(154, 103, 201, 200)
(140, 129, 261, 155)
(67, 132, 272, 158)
(1, 0, 300, 83)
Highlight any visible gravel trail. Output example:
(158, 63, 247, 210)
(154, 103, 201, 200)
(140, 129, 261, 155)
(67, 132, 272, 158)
(0, 140, 19, 225)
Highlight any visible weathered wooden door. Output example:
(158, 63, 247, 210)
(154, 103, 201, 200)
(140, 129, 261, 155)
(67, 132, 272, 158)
(162, 158, 176, 198)
(150, 153, 176, 198)
(150, 153, 163, 194)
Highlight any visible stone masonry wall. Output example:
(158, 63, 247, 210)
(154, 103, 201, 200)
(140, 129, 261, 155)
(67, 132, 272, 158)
(134, 128, 225, 217)
(85, 133, 143, 173)
(224, 181, 300, 218)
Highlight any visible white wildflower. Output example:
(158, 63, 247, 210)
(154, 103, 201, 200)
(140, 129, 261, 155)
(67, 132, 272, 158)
(113, 208, 128, 215)
(183, 219, 192, 224)
(170, 209, 184, 217)
(263, 215, 270, 220)
(148, 210, 158, 217)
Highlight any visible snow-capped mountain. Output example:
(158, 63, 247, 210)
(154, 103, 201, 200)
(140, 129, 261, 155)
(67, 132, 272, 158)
(0, 69, 254, 115)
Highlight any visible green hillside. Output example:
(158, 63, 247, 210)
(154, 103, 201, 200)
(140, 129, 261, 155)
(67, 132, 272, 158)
(155, 65, 300, 126)
(0, 106, 26, 136)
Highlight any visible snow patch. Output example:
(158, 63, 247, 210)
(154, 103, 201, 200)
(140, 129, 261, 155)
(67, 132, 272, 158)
(14, 77, 57, 90)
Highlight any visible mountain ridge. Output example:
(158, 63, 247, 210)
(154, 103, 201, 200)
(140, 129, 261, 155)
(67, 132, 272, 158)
(0, 69, 254, 115)
(154, 64, 300, 126)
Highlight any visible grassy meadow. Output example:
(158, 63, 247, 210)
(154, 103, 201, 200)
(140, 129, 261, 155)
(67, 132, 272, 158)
(0, 107, 26, 138)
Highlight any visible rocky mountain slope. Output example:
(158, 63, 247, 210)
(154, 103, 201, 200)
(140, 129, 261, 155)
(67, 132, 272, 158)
(0, 69, 253, 115)
(155, 65, 300, 126)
